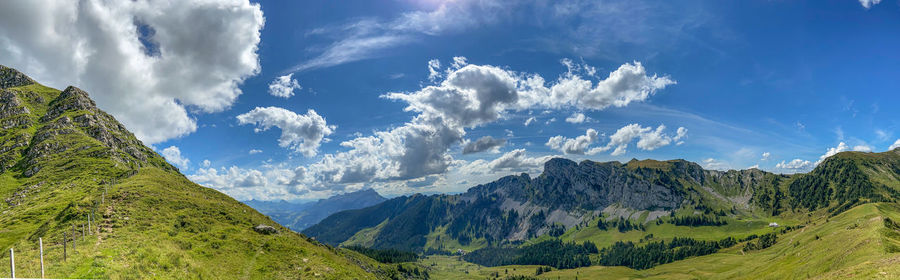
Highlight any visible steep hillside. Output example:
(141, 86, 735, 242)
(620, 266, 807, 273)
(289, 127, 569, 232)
(248, 189, 387, 231)
(788, 150, 900, 214)
(0, 65, 384, 279)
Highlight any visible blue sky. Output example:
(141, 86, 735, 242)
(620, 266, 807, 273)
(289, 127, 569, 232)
(2, 0, 899, 201)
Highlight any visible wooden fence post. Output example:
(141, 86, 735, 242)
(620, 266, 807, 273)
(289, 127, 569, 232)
(40, 237, 44, 279)
(88, 213, 92, 235)
(71, 224, 76, 251)
(81, 224, 85, 241)
(63, 232, 67, 262)
(9, 248, 14, 278)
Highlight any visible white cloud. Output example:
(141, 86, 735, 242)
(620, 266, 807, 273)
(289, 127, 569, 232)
(486, 149, 553, 171)
(852, 145, 873, 153)
(761, 152, 771, 161)
(427, 59, 442, 82)
(524, 117, 537, 126)
(814, 142, 872, 165)
(249, 149, 263, 155)
(517, 61, 676, 111)
(458, 149, 553, 175)
(202, 159, 211, 167)
(703, 158, 730, 171)
(565, 112, 587, 123)
(776, 159, 813, 171)
(268, 73, 302, 98)
(161, 146, 190, 170)
(0, 0, 264, 144)
(859, 0, 882, 9)
(591, 124, 687, 156)
(237, 107, 335, 157)
(821, 142, 850, 161)
(816, 142, 872, 165)
(891, 139, 900, 151)
(293, 1, 503, 72)
(286, 58, 675, 190)
(546, 129, 599, 155)
(462, 136, 506, 154)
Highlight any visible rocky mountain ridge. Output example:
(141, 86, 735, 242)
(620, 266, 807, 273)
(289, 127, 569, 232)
(305, 149, 900, 252)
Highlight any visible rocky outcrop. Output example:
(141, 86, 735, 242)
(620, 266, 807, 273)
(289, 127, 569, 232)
(0, 65, 175, 177)
(253, 224, 279, 235)
(0, 65, 35, 89)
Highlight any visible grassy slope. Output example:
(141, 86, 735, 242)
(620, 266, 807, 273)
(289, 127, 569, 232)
(0, 82, 381, 279)
(2, 168, 378, 279)
(421, 203, 900, 279)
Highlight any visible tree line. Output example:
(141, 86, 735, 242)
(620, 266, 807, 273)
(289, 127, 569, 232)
(597, 236, 737, 270)
(462, 239, 597, 269)
(345, 245, 419, 263)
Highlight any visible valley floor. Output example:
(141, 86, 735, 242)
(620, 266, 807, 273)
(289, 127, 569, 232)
(413, 203, 900, 279)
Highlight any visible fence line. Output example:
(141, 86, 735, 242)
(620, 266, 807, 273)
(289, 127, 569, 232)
(4, 178, 119, 278)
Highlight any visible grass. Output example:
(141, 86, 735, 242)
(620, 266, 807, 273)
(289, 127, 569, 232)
(0, 83, 383, 279)
(558, 215, 794, 249)
(418, 203, 900, 279)
(1, 167, 381, 279)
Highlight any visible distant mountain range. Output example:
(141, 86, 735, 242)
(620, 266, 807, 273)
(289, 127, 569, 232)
(304, 149, 900, 253)
(245, 188, 387, 231)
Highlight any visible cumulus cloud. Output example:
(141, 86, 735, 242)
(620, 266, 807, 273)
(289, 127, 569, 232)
(776, 159, 813, 171)
(285, 58, 675, 190)
(0, 0, 264, 144)
(249, 149, 263, 155)
(237, 107, 335, 157)
(188, 165, 305, 200)
(202, 159, 211, 167)
(761, 152, 771, 161)
(546, 129, 599, 155)
(859, 0, 882, 9)
(268, 73, 302, 98)
(592, 124, 687, 156)
(161, 146, 189, 170)
(487, 149, 553, 171)
(852, 145, 873, 153)
(565, 112, 587, 123)
(815, 142, 872, 165)
(891, 139, 900, 151)
(458, 149, 553, 175)
(462, 136, 506, 154)
(703, 158, 730, 171)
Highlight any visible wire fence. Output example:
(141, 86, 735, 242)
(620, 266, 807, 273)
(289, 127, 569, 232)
(3, 178, 117, 279)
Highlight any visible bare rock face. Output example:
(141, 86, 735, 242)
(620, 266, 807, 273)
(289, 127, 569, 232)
(0, 65, 35, 89)
(0, 90, 33, 129)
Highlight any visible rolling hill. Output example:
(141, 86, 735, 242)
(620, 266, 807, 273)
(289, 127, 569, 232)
(0, 65, 400, 279)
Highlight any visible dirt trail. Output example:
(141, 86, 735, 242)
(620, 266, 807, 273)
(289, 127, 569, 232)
(94, 205, 114, 246)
